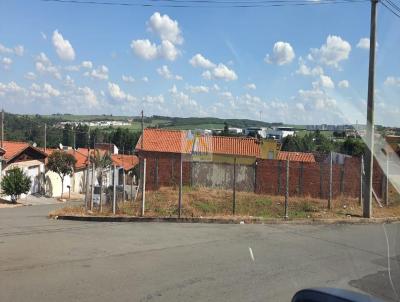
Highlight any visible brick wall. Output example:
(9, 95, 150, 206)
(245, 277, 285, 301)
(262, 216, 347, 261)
(139, 151, 385, 200)
(255, 158, 365, 199)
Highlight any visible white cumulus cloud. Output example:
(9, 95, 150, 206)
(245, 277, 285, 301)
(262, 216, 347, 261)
(245, 83, 256, 90)
(265, 41, 295, 65)
(52, 30, 75, 61)
(309, 35, 351, 68)
(189, 53, 215, 69)
(338, 80, 349, 88)
(384, 76, 400, 87)
(147, 12, 183, 45)
(122, 75, 135, 83)
(157, 65, 182, 80)
(85, 65, 108, 80)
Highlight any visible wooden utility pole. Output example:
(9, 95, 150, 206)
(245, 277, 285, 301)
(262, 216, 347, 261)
(363, 0, 378, 218)
(44, 123, 47, 152)
(1, 109, 4, 148)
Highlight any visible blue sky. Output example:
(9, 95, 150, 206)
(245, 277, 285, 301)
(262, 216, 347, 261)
(0, 0, 399, 125)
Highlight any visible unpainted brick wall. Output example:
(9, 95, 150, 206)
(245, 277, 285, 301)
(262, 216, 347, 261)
(139, 151, 385, 200)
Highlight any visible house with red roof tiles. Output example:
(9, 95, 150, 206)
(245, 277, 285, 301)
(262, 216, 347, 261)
(134, 129, 281, 190)
(0, 141, 48, 199)
(41, 146, 138, 198)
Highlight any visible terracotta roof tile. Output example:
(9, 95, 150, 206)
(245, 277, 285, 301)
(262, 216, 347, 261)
(2, 141, 47, 162)
(111, 154, 139, 171)
(135, 129, 193, 154)
(193, 136, 261, 157)
(277, 151, 316, 163)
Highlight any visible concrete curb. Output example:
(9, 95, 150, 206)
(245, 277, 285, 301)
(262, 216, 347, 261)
(52, 215, 400, 225)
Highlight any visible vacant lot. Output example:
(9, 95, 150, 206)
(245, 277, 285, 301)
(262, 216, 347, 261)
(51, 186, 400, 219)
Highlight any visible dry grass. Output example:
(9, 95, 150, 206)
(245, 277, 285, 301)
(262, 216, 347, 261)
(50, 185, 400, 220)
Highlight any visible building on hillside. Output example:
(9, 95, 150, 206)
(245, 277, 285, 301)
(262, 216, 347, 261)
(265, 127, 296, 141)
(0, 141, 48, 200)
(243, 127, 268, 138)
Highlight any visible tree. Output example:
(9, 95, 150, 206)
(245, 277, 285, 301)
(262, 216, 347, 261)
(340, 137, 366, 157)
(223, 122, 229, 136)
(1, 167, 32, 203)
(90, 150, 113, 209)
(47, 151, 77, 198)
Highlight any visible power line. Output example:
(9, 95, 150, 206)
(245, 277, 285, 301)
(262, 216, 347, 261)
(41, 0, 369, 8)
(382, 0, 400, 18)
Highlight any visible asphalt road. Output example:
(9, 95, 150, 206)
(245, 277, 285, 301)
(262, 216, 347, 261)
(1, 204, 400, 302)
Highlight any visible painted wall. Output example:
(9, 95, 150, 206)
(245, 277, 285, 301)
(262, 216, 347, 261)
(45, 171, 71, 198)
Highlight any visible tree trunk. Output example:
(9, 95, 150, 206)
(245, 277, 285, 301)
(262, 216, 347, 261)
(99, 175, 103, 213)
(61, 177, 64, 199)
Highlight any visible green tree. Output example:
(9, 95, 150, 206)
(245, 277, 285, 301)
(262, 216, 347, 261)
(90, 150, 113, 209)
(1, 167, 32, 203)
(47, 151, 77, 198)
(281, 135, 302, 152)
(340, 137, 366, 157)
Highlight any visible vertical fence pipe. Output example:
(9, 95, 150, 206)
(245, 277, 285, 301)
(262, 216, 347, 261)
(178, 155, 183, 218)
(90, 162, 95, 210)
(233, 157, 237, 215)
(328, 152, 333, 210)
(112, 165, 116, 214)
(284, 159, 289, 219)
(141, 159, 146, 216)
(385, 155, 389, 206)
(360, 155, 364, 206)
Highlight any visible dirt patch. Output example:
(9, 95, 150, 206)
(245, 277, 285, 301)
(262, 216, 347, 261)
(50, 186, 400, 220)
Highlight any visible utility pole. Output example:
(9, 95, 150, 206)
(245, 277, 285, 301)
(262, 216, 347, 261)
(363, 0, 378, 218)
(1, 109, 4, 148)
(44, 123, 47, 153)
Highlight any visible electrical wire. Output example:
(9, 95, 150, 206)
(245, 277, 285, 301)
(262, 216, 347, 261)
(41, 0, 369, 8)
(382, 0, 400, 18)
(382, 0, 400, 17)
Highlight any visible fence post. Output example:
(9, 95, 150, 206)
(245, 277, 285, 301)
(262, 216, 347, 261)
(112, 165, 116, 215)
(155, 157, 159, 189)
(178, 155, 182, 218)
(360, 155, 364, 206)
(85, 163, 90, 210)
(233, 157, 237, 215)
(299, 162, 304, 196)
(328, 152, 332, 210)
(385, 155, 389, 206)
(340, 165, 345, 195)
(284, 159, 289, 219)
(277, 161, 282, 194)
(90, 162, 95, 211)
(319, 162, 323, 199)
(141, 158, 146, 217)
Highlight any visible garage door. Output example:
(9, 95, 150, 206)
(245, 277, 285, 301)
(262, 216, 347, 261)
(27, 166, 40, 194)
